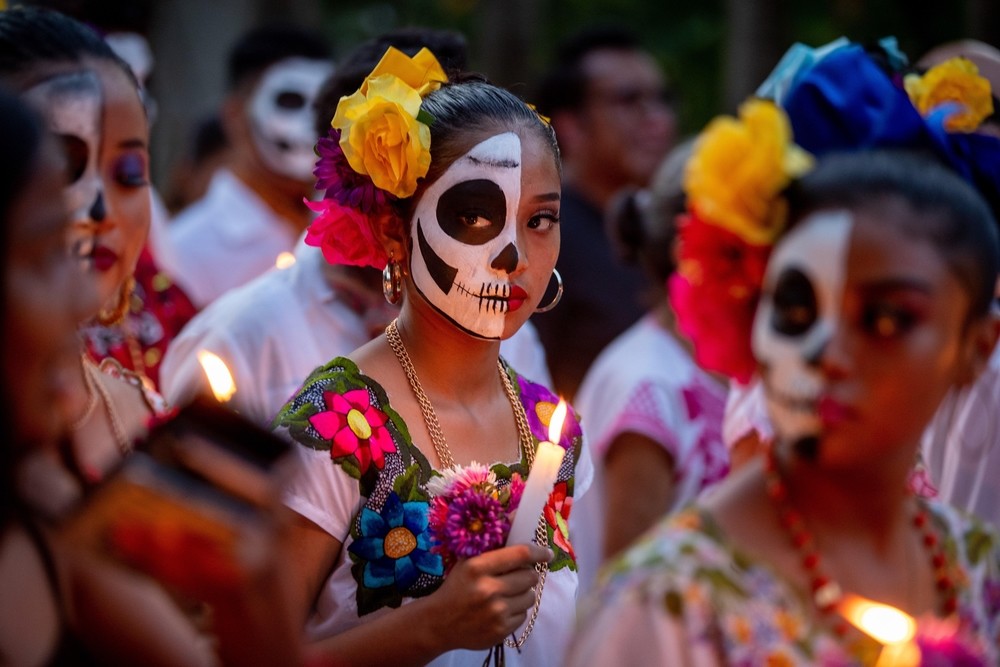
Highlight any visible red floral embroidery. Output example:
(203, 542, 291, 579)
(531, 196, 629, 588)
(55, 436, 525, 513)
(544, 481, 574, 560)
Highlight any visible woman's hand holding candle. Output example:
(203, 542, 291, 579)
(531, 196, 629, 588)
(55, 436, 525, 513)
(507, 399, 568, 546)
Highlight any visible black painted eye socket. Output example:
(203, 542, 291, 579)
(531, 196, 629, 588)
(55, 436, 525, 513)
(771, 267, 817, 336)
(60, 134, 89, 184)
(275, 91, 306, 109)
(436, 179, 506, 245)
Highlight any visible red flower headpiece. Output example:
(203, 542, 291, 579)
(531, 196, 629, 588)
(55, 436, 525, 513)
(669, 99, 813, 383)
(304, 46, 446, 270)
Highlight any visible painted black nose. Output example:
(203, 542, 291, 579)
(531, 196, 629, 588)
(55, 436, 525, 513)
(89, 191, 106, 221)
(491, 243, 518, 273)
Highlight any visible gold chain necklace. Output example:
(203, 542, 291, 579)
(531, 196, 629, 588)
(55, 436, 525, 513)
(70, 356, 100, 431)
(84, 358, 131, 456)
(385, 319, 548, 648)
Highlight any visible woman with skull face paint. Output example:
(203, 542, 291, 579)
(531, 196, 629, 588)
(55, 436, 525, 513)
(0, 10, 309, 667)
(0, 7, 177, 486)
(566, 136, 1000, 662)
(274, 49, 591, 667)
(0, 7, 197, 393)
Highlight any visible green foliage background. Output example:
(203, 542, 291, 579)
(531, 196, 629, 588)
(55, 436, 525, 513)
(318, 0, 992, 136)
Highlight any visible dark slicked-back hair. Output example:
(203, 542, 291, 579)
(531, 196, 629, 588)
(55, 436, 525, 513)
(0, 5, 136, 87)
(393, 77, 560, 225)
(227, 23, 330, 92)
(787, 150, 1000, 320)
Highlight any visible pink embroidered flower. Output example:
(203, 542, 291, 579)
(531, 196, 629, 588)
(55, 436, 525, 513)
(544, 481, 574, 560)
(304, 198, 388, 270)
(309, 388, 395, 473)
(314, 128, 395, 215)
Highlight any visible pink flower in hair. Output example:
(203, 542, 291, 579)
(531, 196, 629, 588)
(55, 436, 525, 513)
(304, 198, 388, 270)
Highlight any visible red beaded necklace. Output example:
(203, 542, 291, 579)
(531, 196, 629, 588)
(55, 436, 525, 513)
(763, 446, 958, 636)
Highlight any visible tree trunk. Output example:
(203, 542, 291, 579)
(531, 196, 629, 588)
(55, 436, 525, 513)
(723, 0, 783, 111)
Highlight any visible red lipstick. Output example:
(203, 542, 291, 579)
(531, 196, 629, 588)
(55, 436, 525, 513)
(817, 395, 856, 428)
(508, 285, 528, 312)
(91, 245, 118, 272)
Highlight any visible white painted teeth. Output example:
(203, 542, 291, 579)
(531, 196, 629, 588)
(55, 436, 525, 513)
(466, 281, 510, 313)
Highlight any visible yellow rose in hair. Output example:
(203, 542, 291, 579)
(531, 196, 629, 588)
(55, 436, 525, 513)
(685, 99, 812, 246)
(361, 46, 446, 98)
(904, 57, 994, 133)
(333, 74, 432, 199)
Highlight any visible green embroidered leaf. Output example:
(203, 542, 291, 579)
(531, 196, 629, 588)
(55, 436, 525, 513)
(393, 463, 428, 502)
(964, 525, 996, 565)
(337, 453, 362, 480)
(695, 567, 746, 597)
(285, 421, 328, 451)
(493, 463, 513, 479)
(352, 561, 405, 617)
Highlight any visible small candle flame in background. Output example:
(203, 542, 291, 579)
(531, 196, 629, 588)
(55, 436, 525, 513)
(840, 594, 920, 667)
(548, 399, 568, 444)
(197, 350, 236, 402)
(275, 252, 296, 269)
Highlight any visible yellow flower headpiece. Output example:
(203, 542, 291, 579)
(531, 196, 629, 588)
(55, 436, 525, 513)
(684, 99, 813, 246)
(332, 47, 446, 199)
(904, 57, 994, 133)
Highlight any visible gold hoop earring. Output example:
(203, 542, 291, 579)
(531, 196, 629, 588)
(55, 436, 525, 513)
(382, 258, 403, 305)
(97, 276, 135, 326)
(535, 268, 563, 313)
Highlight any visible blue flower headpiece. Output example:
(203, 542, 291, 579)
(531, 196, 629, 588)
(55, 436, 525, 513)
(759, 40, 1000, 220)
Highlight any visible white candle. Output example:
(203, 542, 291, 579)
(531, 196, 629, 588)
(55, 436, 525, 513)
(507, 400, 568, 546)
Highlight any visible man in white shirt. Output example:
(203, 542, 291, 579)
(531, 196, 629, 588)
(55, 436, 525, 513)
(161, 25, 333, 308)
(160, 240, 552, 425)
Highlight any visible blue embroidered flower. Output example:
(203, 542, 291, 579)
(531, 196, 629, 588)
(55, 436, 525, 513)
(349, 491, 443, 590)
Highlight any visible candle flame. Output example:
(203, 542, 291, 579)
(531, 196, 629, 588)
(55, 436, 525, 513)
(548, 399, 568, 444)
(275, 252, 296, 269)
(840, 594, 917, 645)
(197, 350, 236, 402)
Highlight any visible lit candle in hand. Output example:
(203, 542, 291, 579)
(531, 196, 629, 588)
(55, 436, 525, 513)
(197, 350, 236, 403)
(507, 399, 568, 546)
(840, 594, 920, 667)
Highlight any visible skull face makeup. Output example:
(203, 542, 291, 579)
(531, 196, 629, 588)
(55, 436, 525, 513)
(248, 57, 333, 181)
(23, 71, 105, 234)
(752, 210, 854, 454)
(410, 132, 527, 340)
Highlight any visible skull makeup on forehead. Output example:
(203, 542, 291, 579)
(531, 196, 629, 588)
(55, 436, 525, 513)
(248, 57, 333, 181)
(23, 71, 105, 228)
(410, 132, 525, 340)
(752, 210, 854, 452)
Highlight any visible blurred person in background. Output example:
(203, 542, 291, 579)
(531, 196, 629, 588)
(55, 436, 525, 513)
(162, 23, 333, 308)
(162, 112, 231, 214)
(0, 80, 298, 667)
(572, 140, 729, 594)
(532, 26, 677, 400)
(13, 0, 198, 388)
(915, 38, 1000, 530)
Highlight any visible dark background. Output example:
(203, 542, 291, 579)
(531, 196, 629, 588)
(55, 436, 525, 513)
(25, 0, 1000, 189)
